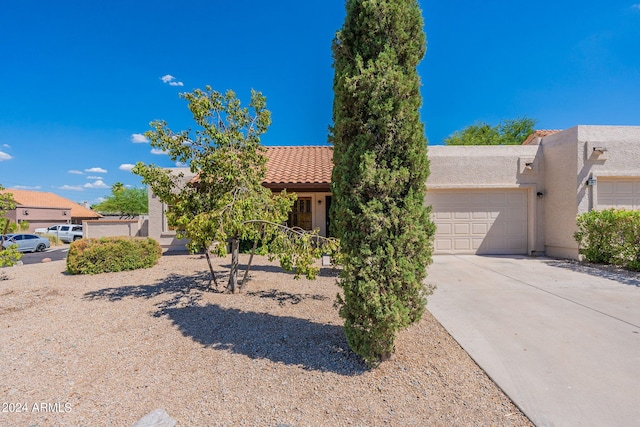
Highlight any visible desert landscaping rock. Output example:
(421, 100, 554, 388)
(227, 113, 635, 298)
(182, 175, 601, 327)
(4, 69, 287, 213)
(0, 254, 532, 426)
(132, 408, 177, 427)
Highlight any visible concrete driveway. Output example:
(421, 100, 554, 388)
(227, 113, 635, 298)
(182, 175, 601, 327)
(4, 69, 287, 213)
(427, 255, 640, 427)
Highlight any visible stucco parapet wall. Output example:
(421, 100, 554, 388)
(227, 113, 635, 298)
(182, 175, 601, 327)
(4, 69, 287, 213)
(427, 145, 542, 187)
(575, 125, 640, 143)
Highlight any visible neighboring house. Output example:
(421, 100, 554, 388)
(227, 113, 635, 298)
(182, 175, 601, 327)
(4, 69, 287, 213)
(0, 189, 102, 233)
(148, 125, 640, 260)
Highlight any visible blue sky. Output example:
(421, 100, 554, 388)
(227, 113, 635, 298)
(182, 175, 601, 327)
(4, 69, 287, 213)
(1, 1, 639, 205)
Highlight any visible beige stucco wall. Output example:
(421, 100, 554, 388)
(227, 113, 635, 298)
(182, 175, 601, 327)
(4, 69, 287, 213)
(540, 127, 581, 258)
(577, 126, 640, 212)
(147, 168, 193, 252)
(8, 206, 69, 233)
(83, 219, 146, 239)
(542, 125, 640, 259)
(426, 145, 546, 254)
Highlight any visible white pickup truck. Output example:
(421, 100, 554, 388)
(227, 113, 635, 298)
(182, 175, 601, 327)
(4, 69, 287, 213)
(34, 224, 83, 243)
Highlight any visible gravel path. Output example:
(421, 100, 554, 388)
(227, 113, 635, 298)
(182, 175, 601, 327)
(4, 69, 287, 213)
(0, 254, 532, 426)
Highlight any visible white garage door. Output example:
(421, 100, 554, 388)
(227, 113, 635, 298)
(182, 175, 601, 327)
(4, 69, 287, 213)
(597, 179, 640, 209)
(427, 189, 528, 255)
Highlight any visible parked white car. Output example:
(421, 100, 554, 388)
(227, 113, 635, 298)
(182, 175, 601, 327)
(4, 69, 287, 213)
(34, 224, 83, 243)
(1, 234, 51, 252)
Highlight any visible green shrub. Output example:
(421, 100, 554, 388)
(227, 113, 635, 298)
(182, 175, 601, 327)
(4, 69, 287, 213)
(67, 237, 161, 275)
(0, 245, 22, 267)
(575, 209, 640, 271)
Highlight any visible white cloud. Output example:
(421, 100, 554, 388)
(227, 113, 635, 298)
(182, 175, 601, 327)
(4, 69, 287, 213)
(87, 176, 103, 180)
(161, 74, 184, 87)
(119, 163, 135, 171)
(151, 148, 168, 155)
(68, 170, 84, 175)
(84, 180, 109, 189)
(131, 133, 149, 143)
(2, 144, 10, 148)
(85, 167, 107, 173)
(13, 185, 41, 190)
(0, 151, 12, 161)
(176, 161, 187, 167)
(58, 185, 84, 191)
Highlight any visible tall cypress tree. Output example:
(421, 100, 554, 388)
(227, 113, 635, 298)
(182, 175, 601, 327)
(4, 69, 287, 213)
(330, 0, 435, 366)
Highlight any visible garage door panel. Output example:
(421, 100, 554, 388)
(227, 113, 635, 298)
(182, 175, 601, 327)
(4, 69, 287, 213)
(597, 179, 640, 210)
(454, 223, 470, 235)
(472, 223, 488, 234)
(472, 211, 489, 220)
(434, 211, 452, 220)
(454, 239, 471, 251)
(454, 211, 471, 219)
(427, 189, 528, 255)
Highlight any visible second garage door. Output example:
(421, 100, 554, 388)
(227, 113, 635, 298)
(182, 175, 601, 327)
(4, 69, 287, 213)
(427, 189, 528, 255)
(597, 179, 640, 209)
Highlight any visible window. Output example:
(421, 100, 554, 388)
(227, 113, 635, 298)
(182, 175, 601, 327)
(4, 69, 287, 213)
(288, 197, 313, 230)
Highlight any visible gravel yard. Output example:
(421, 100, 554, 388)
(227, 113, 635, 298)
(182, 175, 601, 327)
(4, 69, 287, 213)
(0, 254, 532, 426)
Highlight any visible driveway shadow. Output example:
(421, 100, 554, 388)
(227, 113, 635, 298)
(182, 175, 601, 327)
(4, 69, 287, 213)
(543, 259, 640, 287)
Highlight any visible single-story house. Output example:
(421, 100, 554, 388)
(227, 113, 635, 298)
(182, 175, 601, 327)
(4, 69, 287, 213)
(148, 125, 640, 260)
(0, 189, 102, 233)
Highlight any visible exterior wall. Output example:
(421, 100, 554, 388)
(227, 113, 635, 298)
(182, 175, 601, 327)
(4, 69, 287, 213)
(542, 126, 640, 259)
(9, 206, 69, 233)
(576, 126, 640, 212)
(426, 145, 546, 254)
(541, 127, 580, 258)
(83, 219, 147, 239)
(147, 168, 193, 252)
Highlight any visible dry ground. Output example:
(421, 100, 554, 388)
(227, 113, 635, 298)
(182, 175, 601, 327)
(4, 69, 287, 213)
(0, 254, 532, 426)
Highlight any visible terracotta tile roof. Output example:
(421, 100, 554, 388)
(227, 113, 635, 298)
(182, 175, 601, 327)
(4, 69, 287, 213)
(264, 146, 333, 188)
(522, 129, 563, 145)
(0, 189, 102, 218)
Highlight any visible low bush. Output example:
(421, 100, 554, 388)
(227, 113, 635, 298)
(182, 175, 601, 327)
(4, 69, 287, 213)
(0, 244, 22, 268)
(574, 209, 640, 271)
(67, 237, 161, 275)
(43, 233, 62, 246)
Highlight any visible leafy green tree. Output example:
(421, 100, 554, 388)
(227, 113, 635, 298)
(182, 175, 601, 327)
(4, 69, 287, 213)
(0, 185, 22, 267)
(330, 0, 436, 365)
(0, 219, 29, 233)
(93, 184, 148, 218)
(133, 87, 337, 293)
(444, 117, 536, 145)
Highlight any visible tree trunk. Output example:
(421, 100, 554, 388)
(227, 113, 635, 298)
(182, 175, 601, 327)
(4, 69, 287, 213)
(239, 238, 259, 289)
(203, 249, 219, 289)
(228, 237, 240, 293)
